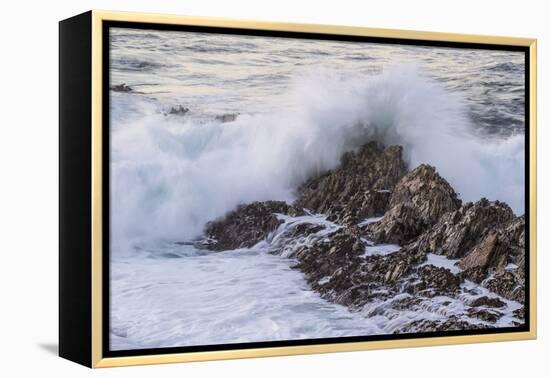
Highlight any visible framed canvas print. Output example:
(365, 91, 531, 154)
(59, 10, 537, 368)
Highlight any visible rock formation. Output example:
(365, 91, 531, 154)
(294, 143, 406, 225)
(204, 201, 304, 251)
(110, 83, 133, 92)
(200, 141, 527, 333)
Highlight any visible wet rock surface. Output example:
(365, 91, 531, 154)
(204, 201, 304, 251)
(167, 105, 190, 116)
(408, 199, 515, 259)
(409, 265, 463, 295)
(458, 233, 508, 272)
(483, 270, 525, 303)
(201, 142, 526, 333)
(388, 164, 462, 226)
(470, 296, 506, 308)
(111, 83, 133, 92)
(396, 317, 490, 333)
(363, 204, 426, 245)
(215, 113, 239, 123)
(294, 143, 406, 225)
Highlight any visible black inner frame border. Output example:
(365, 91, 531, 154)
(102, 20, 531, 359)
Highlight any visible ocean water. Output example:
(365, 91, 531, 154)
(109, 28, 526, 350)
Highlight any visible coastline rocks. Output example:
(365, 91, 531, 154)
(111, 83, 133, 92)
(364, 247, 427, 285)
(458, 233, 508, 272)
(204, 201, 304, 251)
(215, 113, 239, 123)
(482, 270, 525, 303)
(396, 317, 489, 333)
(408, 199, 515, 259)
(293, 228, 366, 304)
(467, 308, 503, 323)
(294, 143, 406, 225)
(364, 164, 461, 244)
(505, 215, 526, 248)
(470, 296, 506, 308)
(198, 141, 526, 331)
(167, 105, 189, 116)
(294, 227, 365, 283)
(502, 215, 526, 266)
(408, 265, 463, 295)
(388, 164, 462, 226)
(363, 204, 426, 245)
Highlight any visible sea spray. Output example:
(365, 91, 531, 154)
(110, 66, 525, 253)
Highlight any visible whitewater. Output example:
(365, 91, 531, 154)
(109, 28, 526, 350)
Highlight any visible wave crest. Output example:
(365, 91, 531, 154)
(110, 66, 524, 252)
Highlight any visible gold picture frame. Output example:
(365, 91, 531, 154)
(59, 9, 537, 368)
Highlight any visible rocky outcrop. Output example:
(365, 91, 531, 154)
(396, 317, 490, 333)
(470, 296, 506, 308)
(292, 227, 368, 306)
(467, 308, 503, 323)
(388, 164, 462, 225)
(458, 233, 508, 272)
(363, 247, 427, 285)
(200, 141, 526, 332)
(408, 265, 463, 296)
(483, 270, 525, 303)
(204, 201, 304, 251)
(111, 83, 133, 92)
(505, 215, 526, 249)
(408, 199, 515, 259)
(168, 105, 189, 115)
(362, 204, 426, 245)
(294, 143, 406, 225)
(363, 164, 461, 245)
(215, 113, 239, 123)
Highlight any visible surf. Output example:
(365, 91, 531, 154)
(110, 65, 525, 253)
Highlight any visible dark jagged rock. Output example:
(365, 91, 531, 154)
(467, 308, 503, 323)
(513, 307, 525, 321)
(407, 265, 463, 296)
(268, 222, 327, 258)
(294, 143, 406, 225)
(363, 165, 461, 244)
(363, 204, 426, 245)
(215, 113, 239, 122)
(294, 227, 364, 284)
(168, 105, 190, 115)
(111, 83, 133, 92)
(501, 215, 526, 267)
(388, 164, 462, 226)
(461, 266, 488, 283)
(363, 247, 427, 285)
(408, 199, 515, 259)
(458, 233, 508, 272)
(326, 189, 391, 225)
(199, 141, 526, 332)
(294, 235, 429, 309)
(204, 201, 304, 251)
(396, 317, 490, 333)
(470, 296, 506, 308)
(483, 270, 525, 303)
(293, 228, 366, 305)
(505, 215, 526, 248)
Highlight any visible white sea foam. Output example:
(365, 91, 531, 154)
(110, 243, 382, 350)
(421, 253, 463, 274)
(110, 66, 525, 254)
(110, 214, 523, 350)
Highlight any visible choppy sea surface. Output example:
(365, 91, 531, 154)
(109, 28, 526, 350)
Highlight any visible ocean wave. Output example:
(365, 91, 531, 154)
(110, 66, 525, 253)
